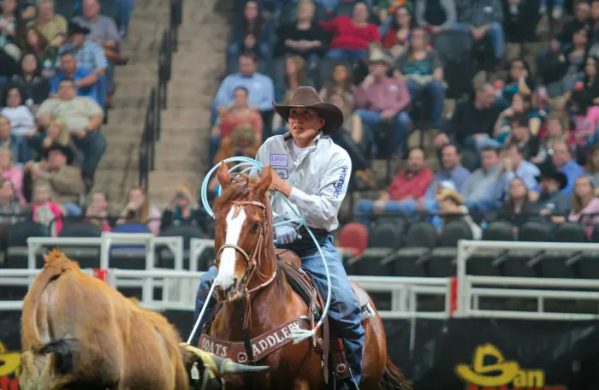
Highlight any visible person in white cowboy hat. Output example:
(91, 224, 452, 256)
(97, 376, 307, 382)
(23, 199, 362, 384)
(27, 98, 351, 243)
(195, 86, 364, 389)
(353, 48, 411, 158)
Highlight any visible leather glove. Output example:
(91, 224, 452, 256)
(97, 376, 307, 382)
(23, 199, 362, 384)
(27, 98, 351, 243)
(274, 219, 301, 245)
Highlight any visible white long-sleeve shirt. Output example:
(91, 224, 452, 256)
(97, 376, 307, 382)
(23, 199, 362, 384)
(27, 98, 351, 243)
(256, 132, 351, 232)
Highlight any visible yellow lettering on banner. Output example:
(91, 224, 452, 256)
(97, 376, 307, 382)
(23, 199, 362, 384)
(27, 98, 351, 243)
(456, 344, 519, 386)
(0, 342, 20, 377)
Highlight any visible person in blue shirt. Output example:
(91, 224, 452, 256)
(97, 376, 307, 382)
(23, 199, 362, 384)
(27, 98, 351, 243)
(50, 50, 100, 104)
(499, 142, 540, 200)
(550, 139, 584, 196)
(212, 52, 275, 138)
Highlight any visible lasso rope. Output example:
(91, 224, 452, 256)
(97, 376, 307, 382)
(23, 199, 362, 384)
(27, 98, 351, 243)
(189, 156, 332, 345)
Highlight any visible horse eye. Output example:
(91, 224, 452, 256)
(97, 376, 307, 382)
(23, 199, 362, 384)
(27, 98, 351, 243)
(251, 222, 260, 232)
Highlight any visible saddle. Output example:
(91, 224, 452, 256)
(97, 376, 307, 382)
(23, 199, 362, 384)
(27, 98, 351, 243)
(275, 249, 375, 383)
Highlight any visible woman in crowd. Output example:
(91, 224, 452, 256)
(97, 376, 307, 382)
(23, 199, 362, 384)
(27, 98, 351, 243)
(226, 0, 272, 73)
(564, 175, 599, 237)
(1, 87, 35, 139)
(31, 181, 64, 236)
(502, 58, 534, 102)
(22, 26, 57, 77)
(117, 187, 161, 235)
(498, 177, 538, 227)
(276, 55, 311, 103)
(586, 144, 599, 191)
(380, 5, 412, 58)
(7, 52, 50, 109)
(531, 112, 569, 165)
(0, 147, 23, 204)
(504, 116, 539, 160)
(0, 115, 29, 164)
(0, 0, 24, 61)
(28, 118, 73, 161)
(85, 191, 111, 232)
(397, 27, 445, 126)
(160, 185, 203, 230)
(0, 179, 22, 223)
(494, 92, 542, 140)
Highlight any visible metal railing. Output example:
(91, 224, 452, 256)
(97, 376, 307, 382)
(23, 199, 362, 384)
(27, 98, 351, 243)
(138, 0, 183, 190)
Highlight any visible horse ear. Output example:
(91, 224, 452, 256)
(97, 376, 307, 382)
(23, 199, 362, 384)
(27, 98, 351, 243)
(254, 166, 273, 196)
(216, 162, 231, 189)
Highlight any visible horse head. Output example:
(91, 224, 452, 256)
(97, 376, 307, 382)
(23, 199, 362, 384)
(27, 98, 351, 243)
(212, 162, 275, 302)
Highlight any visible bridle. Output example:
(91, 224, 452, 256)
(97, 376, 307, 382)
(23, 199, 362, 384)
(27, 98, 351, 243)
(215, 200, 277, 298)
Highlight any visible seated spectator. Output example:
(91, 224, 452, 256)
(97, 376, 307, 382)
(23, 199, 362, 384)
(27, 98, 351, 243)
(587, 143, 599, 190)
(502, 58, 534, 101)
(461, 146, 502, 212)
(415, 0, 457, 33)
(433, 187, 482, 239)
(0, 147, 24, 204)
(536, 39, 568, 98)
(353, 49, 410, 157)
(276, 55, 313, 102)
(24, 143, 84, 216)
(72, 0, 120, 54)
(564, 175, 599, 237)
(160, 185, 203, 230)
(7, 52, 51, 109)
(213, 123, 260, 165)
(355, 147, 433, 223)
(85, 190, 111, 231)
(30, 182, 64, 236)
(117, 187, 161, 235)
(1, 87, 36, 140)
(0, 114, 30, 164)
(0, 0, 23, 61)
(227, 0, 273, 73)
(558, 1, 591, 46)
(274, 0, 325, 69)
(531, 113, 567, 165)
(212, 52, 274, 135)
(539, 0, 563, 19)
(570, 56, 599, 131)
(562, 27, 589, 92)
(549, 139, 584, 196)
(28, 117, 75, 161)
(60, 21, 109, 107)
(319, 63, 355, 105)
(423, 143, 471, 211)
(497, 176, 538, 227)
(32, 0, 67, 48)
(455, 0, 505, 63)
(397, 27, 445, 127)
(320, 2, 380, 61)
(0, 179, 23, 223)
(36, 79, 106, 186)
(438, 82, 505, 149)
(503, 115, 539, 160)
(51, 50, 99, 104)
(380, 6, 412, 58)
(494, 92, 542, 140)
(534, 168, 570, 217)
(499, 142, 540, 200)
(23, 26, 58, 78)
(591, 0, 599, 53)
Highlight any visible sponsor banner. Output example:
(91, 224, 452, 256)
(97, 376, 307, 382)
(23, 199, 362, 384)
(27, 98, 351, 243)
(3, 311, 599, 389)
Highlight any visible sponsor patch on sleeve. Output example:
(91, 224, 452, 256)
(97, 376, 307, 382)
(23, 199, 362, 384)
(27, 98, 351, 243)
(332, 166, 349, 198)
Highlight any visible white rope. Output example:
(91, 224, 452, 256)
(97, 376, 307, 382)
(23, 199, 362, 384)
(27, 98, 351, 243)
(186, 281, 216, 344)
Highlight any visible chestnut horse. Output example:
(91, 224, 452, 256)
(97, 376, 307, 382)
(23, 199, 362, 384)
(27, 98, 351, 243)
(20, 250, 263, 389)
(203, 163, 410, 389)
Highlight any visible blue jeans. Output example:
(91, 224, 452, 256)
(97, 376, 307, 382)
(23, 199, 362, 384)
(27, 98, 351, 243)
(73, 130, 107, 183)
(355, 198, 417, 225)
(454, 22, 504, 60)
(117, 0, 134, 35)
(406, 79, 445, 126)
(354, 109, 410, 157)
(194, 235, 364, 387)
(326, 48, 368, 61)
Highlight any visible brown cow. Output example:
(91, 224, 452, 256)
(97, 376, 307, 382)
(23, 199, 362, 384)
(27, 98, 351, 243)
(20, 250, 264, 390)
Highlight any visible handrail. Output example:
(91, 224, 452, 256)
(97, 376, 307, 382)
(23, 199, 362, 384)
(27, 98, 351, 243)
(138, 0, 183, 191)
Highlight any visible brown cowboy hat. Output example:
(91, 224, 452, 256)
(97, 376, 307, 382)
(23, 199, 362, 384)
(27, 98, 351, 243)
(273, 86, 344, 134)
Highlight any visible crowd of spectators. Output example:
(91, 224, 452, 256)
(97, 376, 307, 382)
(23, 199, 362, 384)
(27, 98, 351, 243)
(0, 0, 132, 240)
(208, 0, 599, 242)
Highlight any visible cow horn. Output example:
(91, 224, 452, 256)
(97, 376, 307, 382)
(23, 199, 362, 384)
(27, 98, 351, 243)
(180, 343, 268, 375)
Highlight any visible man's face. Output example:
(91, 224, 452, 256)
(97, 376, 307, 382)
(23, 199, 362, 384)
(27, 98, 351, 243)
(476, 85, 496, 108)
(540, 178, 558, 193)
(48, 150, 66, 168)
(238, 56, 256, 76)
(441, 145, 459, 170)
(60, 54, 77, 74)
(552, 142, 570, 167)
(368, 62, 388, 78)
(83, 0, 100, 19)
(58, 81, 77, 100)
(288, 108, 323, 145)
(576, 2, 591, 21)
(407, 149, 425, 173)
(70, 32, 86, 47)
(481, 150, 499, 170)
(353, 3, 368, 23)
(503, 146, 522, 166)
(38, 2, 54, 21)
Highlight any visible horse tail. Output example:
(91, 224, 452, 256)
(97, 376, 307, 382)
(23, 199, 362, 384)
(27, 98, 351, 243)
(379, 356, 412, 390)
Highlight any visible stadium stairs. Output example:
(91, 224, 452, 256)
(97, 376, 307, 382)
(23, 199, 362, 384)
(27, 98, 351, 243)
(91, 0, 170, 207)
(148, 0, 229, 208)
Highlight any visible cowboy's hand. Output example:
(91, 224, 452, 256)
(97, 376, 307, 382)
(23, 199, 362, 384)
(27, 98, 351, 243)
(274, 222, 301, 245)
(269, 168, 292, 196)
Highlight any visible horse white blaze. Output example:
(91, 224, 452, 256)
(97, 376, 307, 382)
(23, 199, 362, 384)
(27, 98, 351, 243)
(214, 206, 246, 290)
